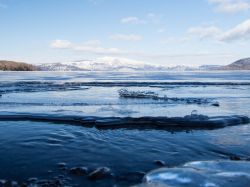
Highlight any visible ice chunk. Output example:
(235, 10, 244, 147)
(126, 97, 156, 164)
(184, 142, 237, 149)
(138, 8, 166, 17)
(184, 110, 209, 121)
(118, 89, 159, 99)
(140, 160, 250, 187)
(118, 89, 219, 106)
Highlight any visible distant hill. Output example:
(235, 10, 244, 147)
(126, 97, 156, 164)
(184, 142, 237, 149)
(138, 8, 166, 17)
(0, 60, 38, 71)
(218, 58, 250, 70)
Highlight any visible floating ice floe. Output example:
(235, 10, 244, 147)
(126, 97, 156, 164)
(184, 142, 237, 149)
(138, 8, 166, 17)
(118, 89, 159, 99)
(118, 89, 219, 106)
(138, 160, 250, 187)
(1, 81, 250, 93)
(0, 112, 248, 130)
(0, 81, 90, 94)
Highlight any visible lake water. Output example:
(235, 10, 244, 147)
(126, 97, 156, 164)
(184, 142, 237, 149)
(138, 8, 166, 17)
(0, 71, 250, 186)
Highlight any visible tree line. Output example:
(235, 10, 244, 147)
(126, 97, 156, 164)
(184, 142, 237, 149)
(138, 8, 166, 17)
(0, 61, 38, 71)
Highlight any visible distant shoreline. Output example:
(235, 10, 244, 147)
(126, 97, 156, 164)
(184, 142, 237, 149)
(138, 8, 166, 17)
(0, 60, 38, 71)
(1, 58, 250, 71)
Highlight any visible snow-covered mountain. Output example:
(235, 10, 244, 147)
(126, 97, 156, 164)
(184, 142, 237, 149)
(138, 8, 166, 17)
(38, 63, 83, 71)
(38, 57, 198, 71)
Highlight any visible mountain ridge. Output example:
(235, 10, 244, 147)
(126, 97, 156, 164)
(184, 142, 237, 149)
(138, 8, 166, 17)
(1, 58, 250, 71)
(38, 58, 199, 71)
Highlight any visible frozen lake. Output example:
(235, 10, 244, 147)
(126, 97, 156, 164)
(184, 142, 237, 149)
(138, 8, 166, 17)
(0, 71, 250, 186)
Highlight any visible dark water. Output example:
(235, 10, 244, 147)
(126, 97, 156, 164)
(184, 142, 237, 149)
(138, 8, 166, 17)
(0, 71, 250, 186)
(0, 121, 249, 186)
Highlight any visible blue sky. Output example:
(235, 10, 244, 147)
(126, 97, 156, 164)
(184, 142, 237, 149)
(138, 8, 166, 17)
(0, 0, 250, 66)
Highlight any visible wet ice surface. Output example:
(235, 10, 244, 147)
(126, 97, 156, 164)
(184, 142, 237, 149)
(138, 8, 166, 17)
(0, 71, 250, 186)
(141, 160, 250, 187)
(0, 113, 249, 130)
(1, 85, 249, 117)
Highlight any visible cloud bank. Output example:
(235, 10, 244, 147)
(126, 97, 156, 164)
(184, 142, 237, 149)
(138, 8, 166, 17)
(188, 19, 250, 42)
(208, 0, 250, 13)
(50, 40, 124, 55)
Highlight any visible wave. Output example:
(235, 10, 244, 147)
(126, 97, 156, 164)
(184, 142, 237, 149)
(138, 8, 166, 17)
(0, 112, 248, 130)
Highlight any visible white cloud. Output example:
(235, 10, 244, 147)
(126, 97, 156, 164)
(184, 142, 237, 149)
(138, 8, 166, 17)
(121, 13, 164, 25)
(188, 26, 222, 39)
(50, 39, 124, 55)
(208, 0, 250, 13)
(110, 34, 142, 41)
(120, 16, 145, 24)
(50, 40, 73, 49)
(188, 19, 250, 42)
(220, 19, 250, 41)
